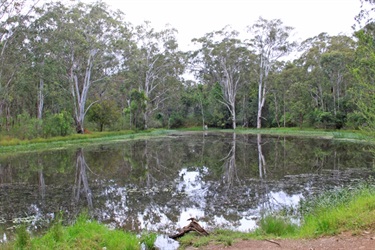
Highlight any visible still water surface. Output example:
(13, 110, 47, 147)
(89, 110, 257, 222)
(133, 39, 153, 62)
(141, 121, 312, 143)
(0, 132, 374, 246)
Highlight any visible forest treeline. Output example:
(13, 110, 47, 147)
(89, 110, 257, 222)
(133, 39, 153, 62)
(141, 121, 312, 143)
(1, 0, 375, 139)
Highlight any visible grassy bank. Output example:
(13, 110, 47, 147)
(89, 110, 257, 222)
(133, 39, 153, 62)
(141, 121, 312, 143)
(0, 127, 371, 154)
(178, 181, 375, 249)
(2, 214, 157, 250)
(0, 129, 175, 153)
(234, 127, 369, 141)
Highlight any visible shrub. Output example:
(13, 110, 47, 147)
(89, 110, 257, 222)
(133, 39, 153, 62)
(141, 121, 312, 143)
(43, 111, 73, 137)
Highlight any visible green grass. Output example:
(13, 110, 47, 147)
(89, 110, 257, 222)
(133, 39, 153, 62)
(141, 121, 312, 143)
(297, 182, 375, 238)
(3, 213, 153, 250)
(178, 229, 247, 249)
(0, 127, 372, 154)
(234, 127, 369, 140)
(140, 232, 158, 250)
(0, 129, 176, 153)
(255, 215, 298, 237)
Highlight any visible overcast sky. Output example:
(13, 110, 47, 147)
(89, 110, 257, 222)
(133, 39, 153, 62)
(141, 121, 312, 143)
(89, 0, 362, 50)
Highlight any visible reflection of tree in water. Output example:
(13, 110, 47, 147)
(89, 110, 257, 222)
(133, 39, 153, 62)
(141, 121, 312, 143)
(257, 134, 267, 179)
(257, 134, 273, 214)
(96, 139, 186, 232)
(221, 133, 239, 192)
(1, 133, 375, 237)
(38, 169, 46, 200)
(73, 148, 93, 209)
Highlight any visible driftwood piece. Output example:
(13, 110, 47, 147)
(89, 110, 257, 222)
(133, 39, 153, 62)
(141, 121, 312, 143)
(169, 218, 209, 239)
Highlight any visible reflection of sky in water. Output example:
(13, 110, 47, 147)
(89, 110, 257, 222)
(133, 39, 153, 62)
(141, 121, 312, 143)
(138, 206, 171, 231)
(101, 186, 129, 225)
(99, 169, 304, 234)
(178, 168, 208, 195)
(269, 191, 303, 207)
(176, 168, 207, 228)
(153, 235, 179, 250)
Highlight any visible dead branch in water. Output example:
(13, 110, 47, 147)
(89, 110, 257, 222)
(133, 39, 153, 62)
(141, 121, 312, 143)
(169, 218, 209, 240)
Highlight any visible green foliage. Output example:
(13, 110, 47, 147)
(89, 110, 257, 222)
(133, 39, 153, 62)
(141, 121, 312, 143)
(178, 232, 210, 248)
(50, 212, 64, 243)
(0, 0, 368, 133)
(168, 112, 184, 128)
(350, 29, 375, 131)
(204, 83, 230, 128)
(18, 213, 142, 250)
(140, 232, 157, 250)
(15, 225, 31, 249)
(308, 109, 336, 128)
(257, 215, 297, 236)
(298, 181, 375, 237)
(125, 89, 148, 130)
(10, 112, 43, 140)
(87, 100, 121, 131)
(43, 111, 73, 137)
(346, 112, 367, 129)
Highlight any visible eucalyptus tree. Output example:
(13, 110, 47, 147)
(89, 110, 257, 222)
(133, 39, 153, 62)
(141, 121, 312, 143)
(354, 0, 375, 30)
(128, 21, 185, 129)
(347, 0, 375, 130)
(247, 17, 296, 129)
(191, 26, 251, 129)
(298, 33, 331, 113)
(279, 62, 308, 127)
(38, 1, 133, 133)
(0, 0, 40, 129)
(298, 33, 355, 128)
(351, 23, 375, 130)
(24, 2, 69, 120)
(320, 35, 355, 119)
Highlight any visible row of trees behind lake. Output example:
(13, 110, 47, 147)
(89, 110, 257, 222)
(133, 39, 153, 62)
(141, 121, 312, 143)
(1, 0, 375, 138)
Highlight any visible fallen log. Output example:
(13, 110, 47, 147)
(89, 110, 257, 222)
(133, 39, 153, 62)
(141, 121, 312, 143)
(169, 218, 209, 240)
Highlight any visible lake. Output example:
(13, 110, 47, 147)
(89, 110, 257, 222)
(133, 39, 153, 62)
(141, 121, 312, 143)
(0, 132, 374, 247)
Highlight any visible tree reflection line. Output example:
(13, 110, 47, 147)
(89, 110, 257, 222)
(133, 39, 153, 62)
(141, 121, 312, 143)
(73, 148, 93, 209)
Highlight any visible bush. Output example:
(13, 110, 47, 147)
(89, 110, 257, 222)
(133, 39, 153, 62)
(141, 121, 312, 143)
(168, 113, 184, 128)
(43, 111, 74, 137)
(8, 112, 43, 140)
(346, 112, 366, 129)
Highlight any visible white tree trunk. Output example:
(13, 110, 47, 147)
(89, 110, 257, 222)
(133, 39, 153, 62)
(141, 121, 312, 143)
(37, 78, 44, 120)
(257, 134, 266, 178)
(71, 49, 95, 133)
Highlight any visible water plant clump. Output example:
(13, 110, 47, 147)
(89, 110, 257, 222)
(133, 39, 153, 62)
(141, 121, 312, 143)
(257, 215, 298, 236)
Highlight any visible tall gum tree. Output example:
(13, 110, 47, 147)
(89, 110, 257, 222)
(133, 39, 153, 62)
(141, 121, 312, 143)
(191, 26, 251, 129)
(298, 33, 355, 123)
(298, 33, 330, 112)
(130, 21, 185, 129)
(45, 1, 131, 133)
(247, 17, 296, 129)
(320, 35, 355, 117)
(351, 24, 375, 130)
(0, 0, 40, 129)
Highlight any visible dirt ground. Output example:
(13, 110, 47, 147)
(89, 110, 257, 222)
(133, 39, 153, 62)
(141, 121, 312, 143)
(185, 231, 375, 250)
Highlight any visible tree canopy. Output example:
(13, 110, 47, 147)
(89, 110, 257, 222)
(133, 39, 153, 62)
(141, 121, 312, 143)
(0, 0, 374, 138)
